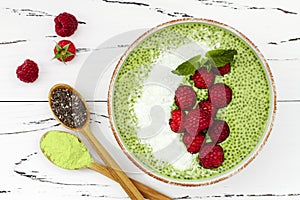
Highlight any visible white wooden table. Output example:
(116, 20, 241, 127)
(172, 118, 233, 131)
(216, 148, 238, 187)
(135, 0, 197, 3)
(1, 0, 300, 199)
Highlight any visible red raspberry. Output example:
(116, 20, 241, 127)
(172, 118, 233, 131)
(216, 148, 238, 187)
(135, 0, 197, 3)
(16, 59, 39, 83)
(212, 63, 231, 76)
(54, 40, 76, 63)
(175, 85, 196, 110)
(54, 12, 78, 37)
(198, 100, 217, 118)
(199, 143, 224, 169)
(169, 110, 185, 133)
(208, 120, 230, 143)
(190, 67, 215, 89)
(183, 132, 205, 154)
(208, 83, 232, 108)
(184, 109, 211, 137)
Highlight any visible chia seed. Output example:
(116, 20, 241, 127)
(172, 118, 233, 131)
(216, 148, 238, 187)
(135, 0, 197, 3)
(50, 88, 87, 128)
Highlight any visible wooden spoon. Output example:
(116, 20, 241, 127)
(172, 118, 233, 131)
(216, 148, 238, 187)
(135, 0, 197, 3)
(48, 83, 144, 200)
(40, 131, 172, 200)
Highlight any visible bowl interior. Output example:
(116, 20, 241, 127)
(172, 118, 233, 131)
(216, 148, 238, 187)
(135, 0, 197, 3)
(108, 19, 275, 186)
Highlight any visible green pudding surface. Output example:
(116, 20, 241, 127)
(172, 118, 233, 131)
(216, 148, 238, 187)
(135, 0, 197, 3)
(111, 20, 273, 182)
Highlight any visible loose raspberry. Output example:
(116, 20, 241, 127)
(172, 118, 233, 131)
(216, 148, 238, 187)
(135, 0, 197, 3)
(183, 132, 206, 154)
(169, 110, 185, 133)
(54, 40, 76, 63)
(208, 120, 230, 143)
(175, 85, 196, 110)
(199, 143, 224, 169)
(184, 108, 211, 137)
(16, 59, 39, 83)
(54, 12, 78, 37)
(208, 83, 232, 108)
(190, 67, 215, 89)
(198, 100, 217, 118)
(212, 63, 231, 76)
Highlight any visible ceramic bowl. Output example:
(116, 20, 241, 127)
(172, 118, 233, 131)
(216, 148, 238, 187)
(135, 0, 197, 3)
(108, 18, 276, 186)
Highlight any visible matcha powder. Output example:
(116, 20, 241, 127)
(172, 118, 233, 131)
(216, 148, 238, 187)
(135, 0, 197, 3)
(40, 130, 94, 169)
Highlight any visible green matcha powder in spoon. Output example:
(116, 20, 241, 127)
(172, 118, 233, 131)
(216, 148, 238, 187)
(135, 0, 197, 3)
(41, 130, 94, 170)
(40, 130, 171, 200)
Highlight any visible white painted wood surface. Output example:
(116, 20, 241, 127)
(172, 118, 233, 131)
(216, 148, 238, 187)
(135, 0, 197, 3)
(1, 0, 300, 199)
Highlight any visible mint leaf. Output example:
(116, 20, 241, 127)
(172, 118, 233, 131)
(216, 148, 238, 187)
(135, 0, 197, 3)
(172, 62, 196, 76)
(172, 55, 201, 76)
(205, 49, 237, 67)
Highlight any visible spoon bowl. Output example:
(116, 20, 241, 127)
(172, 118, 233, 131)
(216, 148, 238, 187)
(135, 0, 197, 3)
(48, 83, 91, 131)
(40, 130, 93, 170)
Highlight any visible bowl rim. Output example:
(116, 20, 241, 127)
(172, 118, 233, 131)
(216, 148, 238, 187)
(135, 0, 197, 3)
(107, 18, 277, 186)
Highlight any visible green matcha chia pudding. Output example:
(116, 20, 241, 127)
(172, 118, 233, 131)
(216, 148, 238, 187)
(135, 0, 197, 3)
(108, 19, 275, 185)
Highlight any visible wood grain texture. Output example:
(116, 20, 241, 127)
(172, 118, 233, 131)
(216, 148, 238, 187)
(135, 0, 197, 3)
(89, 162, 172, 199)
(0, 0, 299, 101)
(1, 0, 300, 199)
(0, 101, 299, 199)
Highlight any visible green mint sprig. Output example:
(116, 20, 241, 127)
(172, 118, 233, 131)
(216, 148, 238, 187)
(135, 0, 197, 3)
(172, 55, 201, 76)
(205, 49, 237, 67)
(172, 49, 237, 76)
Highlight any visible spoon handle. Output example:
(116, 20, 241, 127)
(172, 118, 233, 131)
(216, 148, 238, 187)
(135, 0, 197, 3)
(81, 126, 144, 200)
(89, 162, 172, 200)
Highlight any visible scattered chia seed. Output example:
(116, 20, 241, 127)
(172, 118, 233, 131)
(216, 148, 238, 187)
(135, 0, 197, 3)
(50, 88, 87, 128)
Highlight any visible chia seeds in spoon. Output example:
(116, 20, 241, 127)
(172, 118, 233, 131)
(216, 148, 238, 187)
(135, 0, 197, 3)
(50, 88, 87, 128)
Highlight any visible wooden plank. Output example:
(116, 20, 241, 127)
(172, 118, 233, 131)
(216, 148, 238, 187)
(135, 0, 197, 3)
(0, 0, 300, 101)
(0, 101, 299, 199)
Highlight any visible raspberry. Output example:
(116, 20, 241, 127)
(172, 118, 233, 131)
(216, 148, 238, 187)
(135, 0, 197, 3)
(212, 63, 231, 76)
(190, 67, 215, 89)
(54, 12, 78, 37)
(16, 59, 39, 83)
(169, 110, 185, 133)
(184, 109, 211, 137)
(208, 83, 232, 108)
(199, 143, 224, 169)
(54, 40, 76, 63)
(183, 132, 206, 154)
(175, 85, 196, 110)
(198, 100, 217, 118)
(208, 120, 230, 143)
